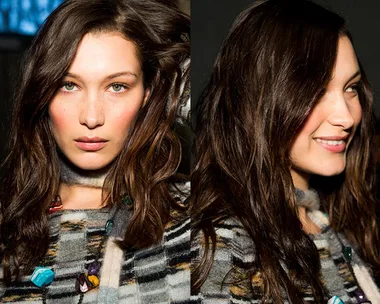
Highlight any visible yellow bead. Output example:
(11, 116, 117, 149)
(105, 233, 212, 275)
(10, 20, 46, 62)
(87, 275, 99, 288)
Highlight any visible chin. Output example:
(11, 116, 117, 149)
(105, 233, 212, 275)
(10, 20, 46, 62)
(314, 164, 346, 177)
(76, 164, 110, 171)
(69, 156, 115, 171)
(317, 170, 344, 177)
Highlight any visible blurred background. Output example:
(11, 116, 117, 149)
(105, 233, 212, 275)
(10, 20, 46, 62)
(0, 0, 63, 165)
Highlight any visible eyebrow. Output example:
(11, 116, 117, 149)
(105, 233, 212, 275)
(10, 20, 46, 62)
(65, 71, 138, 80)
(346, 70, 361, 84)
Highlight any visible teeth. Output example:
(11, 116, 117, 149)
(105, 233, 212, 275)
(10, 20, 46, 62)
(315, 138, 344, 146)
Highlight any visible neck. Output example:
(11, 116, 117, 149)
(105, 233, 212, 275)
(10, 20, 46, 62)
(58, 183, 105, 209)
(293, 182, 321, 234)
(290, 168, 310, 190)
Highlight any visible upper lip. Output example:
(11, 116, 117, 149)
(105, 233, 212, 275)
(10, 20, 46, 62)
(75, 136, 108, 143)
(314, 135, 349, 141)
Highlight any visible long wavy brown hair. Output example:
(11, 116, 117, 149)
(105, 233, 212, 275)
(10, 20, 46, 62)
(192, 0, 380, 303)
(0, 0, 190, 284)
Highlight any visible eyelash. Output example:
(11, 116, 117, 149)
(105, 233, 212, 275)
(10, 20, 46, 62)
(317, 81, 363, 98)
(346, 82, 362, 93)
(108, 83, 129, 93)
(59, 81, 129, 93)
(60, 81, 78, 92)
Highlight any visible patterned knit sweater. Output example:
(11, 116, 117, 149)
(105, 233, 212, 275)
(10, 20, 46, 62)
(191, 192, 380, 303)
(0, 207, 190, 303)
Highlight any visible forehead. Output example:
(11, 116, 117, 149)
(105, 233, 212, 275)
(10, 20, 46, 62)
(329, 36, 359, 84)
(68, 31, 142, 77)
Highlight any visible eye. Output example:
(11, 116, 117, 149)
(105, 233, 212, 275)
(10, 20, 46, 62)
(109, 83, 128, 93)
(61, 82, 78, 92)
(346, 85, 357, 93)
(345, 82, 362, 94)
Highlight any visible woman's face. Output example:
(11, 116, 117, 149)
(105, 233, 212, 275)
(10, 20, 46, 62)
(49, 32, 148, 170)
(290, 36, 362, 183)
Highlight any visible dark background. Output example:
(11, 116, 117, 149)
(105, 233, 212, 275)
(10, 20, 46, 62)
(191, 0, 380, 117)
(0, 34, 32, 162)
(0, 0, 61, 165)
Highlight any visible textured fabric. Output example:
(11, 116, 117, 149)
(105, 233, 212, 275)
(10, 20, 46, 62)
(0, 206, 190, 303)
(299, 189, 380, 303)
(191, 219, 258, 304)
(309, 211, 380, 303)
(191, 197, 379, 303)
(59, 156, 108, 188)
(173, 58, 190, 126)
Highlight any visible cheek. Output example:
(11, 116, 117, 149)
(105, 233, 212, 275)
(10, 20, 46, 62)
(48, 100, 79, 144)
(50, 110, 66, 130)
(300, 105, 326, 135)
(289, 107, 326, 161)
(290, 116, 320, 154)
(110, 103, 142, 138)
(49, 102, 70, 134)
(289, 136, 305, 164)
(353, 104, 363, 128)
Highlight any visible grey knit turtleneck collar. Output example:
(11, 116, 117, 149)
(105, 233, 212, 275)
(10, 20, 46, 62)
(294, 188, 320, 211)
(59, 154, 109, 188)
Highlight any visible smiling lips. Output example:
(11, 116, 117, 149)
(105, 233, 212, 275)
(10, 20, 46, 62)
(74, 137, 108, 151)
(314, 136, 349, 153)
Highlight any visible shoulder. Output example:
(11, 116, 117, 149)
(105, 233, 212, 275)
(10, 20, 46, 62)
(164, 181, 191, 250)
(169, 181, 190, 204)
(192, 217, 255, 260)
(191, 217, 258, 303)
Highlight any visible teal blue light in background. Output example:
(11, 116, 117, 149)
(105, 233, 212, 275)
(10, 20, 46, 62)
(0, 0, 63, 35)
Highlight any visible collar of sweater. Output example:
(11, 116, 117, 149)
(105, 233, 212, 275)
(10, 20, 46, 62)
(59, 154, 108, 188)
(294, 188, 320, 211)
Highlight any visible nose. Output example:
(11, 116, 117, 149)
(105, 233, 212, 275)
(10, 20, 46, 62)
(79, 91, 105, 129)
(327, 94, 356, 131)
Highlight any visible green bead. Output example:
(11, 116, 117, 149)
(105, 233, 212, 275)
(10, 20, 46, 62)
(343, 246, 352, 262)
(105, 220, 114, 235)
(121, 196, 132, 205)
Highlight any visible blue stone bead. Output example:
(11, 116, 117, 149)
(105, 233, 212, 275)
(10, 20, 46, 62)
(327, 296, 344, 304)
(342, 246, 352, 262)
(31, 267, 55, 288)
(105, 219, 114, 235)
(121, 196, 132, 205)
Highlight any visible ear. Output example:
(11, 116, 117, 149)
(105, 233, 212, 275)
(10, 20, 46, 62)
(143, 87, 151, 106)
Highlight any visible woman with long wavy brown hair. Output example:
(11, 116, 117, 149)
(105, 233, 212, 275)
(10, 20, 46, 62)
(191, 0, 380, 303)
(0, 0, 190, 302)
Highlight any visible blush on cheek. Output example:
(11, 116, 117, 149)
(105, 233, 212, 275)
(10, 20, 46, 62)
(49, 103, 73, 131)
(113, 105, 142, 130)
(50, 112, 66, 130)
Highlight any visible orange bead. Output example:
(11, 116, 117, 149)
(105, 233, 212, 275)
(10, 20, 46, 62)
(87, 275, 99, 288)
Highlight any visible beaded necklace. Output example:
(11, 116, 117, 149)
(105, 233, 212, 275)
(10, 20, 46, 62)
(296, 189, 376, 303)
(30, 194, 132, 304)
